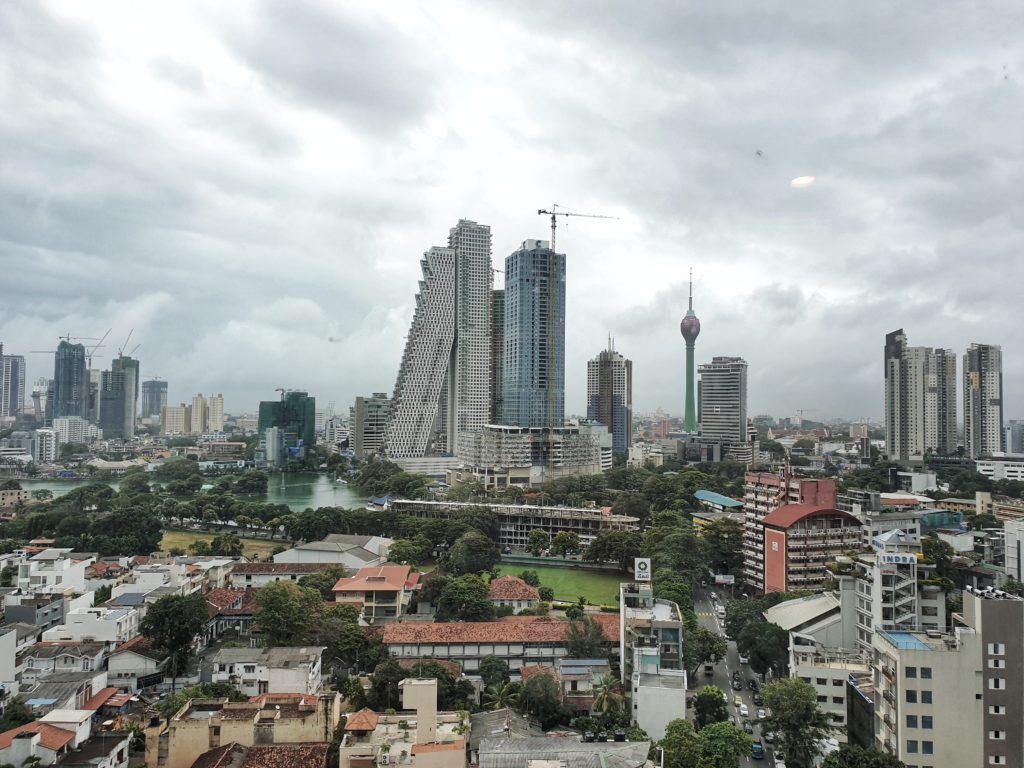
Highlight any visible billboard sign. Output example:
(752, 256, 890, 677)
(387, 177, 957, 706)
(634, 558, 651, 581)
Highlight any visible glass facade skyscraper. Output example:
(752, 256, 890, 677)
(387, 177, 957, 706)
(501, 239, 565, 429)
(0, 343, 26, 418)
(258, 390, 316, 454)
(141, 380, 168, 419)
(48, 340, 88, 421)
(587, 342, 632, 455)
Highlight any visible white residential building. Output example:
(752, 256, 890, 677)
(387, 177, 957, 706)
(42, 607, 140, 645)
(17, 549, 91, 595)
(52, 417, 101, 445)
(34, 428, 60, 463)
(789, 637, 869, 741)
(385, 219, 493, 458)
(1006, 519, 1024, 582)
(964, 343, 1004, 459)
(206, 394, 225, 432)
(210, 646, 324, 697)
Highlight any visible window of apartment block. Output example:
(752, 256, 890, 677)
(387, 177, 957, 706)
(989, 731, 1006, 741)
(920, 667, 932, 679)
(817, 695, 827, 703)
(988, 643, 1005, 655)
(907, 741, 918, 754)
(906, 690, 917, 703)
(990, 678, 1006, 690)
(989, 659, 1005, 669)
(922, 742, 933, 755)
(906, 667, 917, 678)
(990, 756, 1006, 765)
(817, 678, 827, 685)
(921, 691, 932, 704)
(989, 705, 1005, 715)
(832, 679, 844, 686)
(906, 715, 918, 728)
(832, 696, 843, 704)
(921, 716, 933, 729)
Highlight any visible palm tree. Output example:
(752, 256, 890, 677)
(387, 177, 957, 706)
(592, 673, 624, 716)
(483, 682, 521, 710)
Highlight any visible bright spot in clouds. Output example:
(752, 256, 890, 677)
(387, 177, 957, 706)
(791, 176, 816, 188)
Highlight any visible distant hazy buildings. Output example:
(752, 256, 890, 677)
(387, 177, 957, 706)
(99, 365, 136, 439)
(1007, 420, 1024, 455)
(491, 288, 504, 422)
(587, 341, 632, 455)
(191, 393, 208, 434)
(53, 416, 101, 445)
(0, 343, 26, 418)
(884, 329, 957, 461)
(386, 219, 493, 458)
(140, 380, 168, 419)
(679, 271, 701, 433)
(501, 239, 566, 429)
(698, 356, 750, 460)
(354, 393, 391, 459)
(160, 404, 190, 435)
(48, 340, 89, 421)
(207, 393, 225, 432)
(111, 354, 140, 417)
(964, 343, 1004, 458)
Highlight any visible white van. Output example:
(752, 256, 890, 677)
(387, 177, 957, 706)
(716, 605, 726, 619)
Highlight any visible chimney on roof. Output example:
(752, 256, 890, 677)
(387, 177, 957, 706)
(400, 678, 437, 744)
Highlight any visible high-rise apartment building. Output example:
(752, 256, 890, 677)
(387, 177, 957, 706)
(679, 271, 701, 433)
(741, 471, 836, 591)
(872, 589, 1024, 767)
(53, 416, 101, 444)
(34, 428, 59, 463)
(586, 341, 633, 455)
(697, 356, 748, 444)
(99, 366, 136, 439)
(884, 329, 957, 461)
(140, 380, 168, 419)
(111, 354, 140, 418)
(491, 289, 504, 423)
(190, 394, 208, 434)
(964, 343, 1004, 459)
(48, 340, 88, 421)
(160, 404, 191, 435)
(1006, 420, 1024, 455)
(0, 343, 26, 418)
(354, 393, 391, 459)
(386, 220, 493, 457)
(502, 239, 565, 429)
(207, 393, 225, 432)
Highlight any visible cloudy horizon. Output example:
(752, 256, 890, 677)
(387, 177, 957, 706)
(2, 1, 1023, 423)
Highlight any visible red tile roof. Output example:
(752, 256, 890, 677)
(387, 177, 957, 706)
(206, 587, 259, 618)
(0, 722, 75, 752)
(383, 616, 619, 645)
(232, 563, 334, 575)
(333, 566, 411, 595)
(241, 743, 329, 768)
(82, 687, 120, 710)
(111, 634, 167, 661)
(345, 708, 380, 732)
(487, 576, 540, 602)
(762, 503, 859, 530)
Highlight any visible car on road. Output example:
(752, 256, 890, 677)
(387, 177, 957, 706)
(742, 720, 754, 734)
(748, 679, 758, 690)
(753, 693, 764, 706)
(734, 694, 742, 707)
(738, 652, 750, 664)
(739, 704, 749, 718)
(757, 708, 767, 719)
(716, 605, 726, 618)
(751, 741, 765, 760)
(732, 680, 743, 691)
(704, 663, 714, 676)
(763, 731, 774, 743)
(773, 751, 786, 767)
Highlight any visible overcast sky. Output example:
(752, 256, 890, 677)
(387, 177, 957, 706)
(2, 1, 1023, 422)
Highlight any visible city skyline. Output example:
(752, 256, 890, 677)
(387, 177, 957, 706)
(2, 3, 1023, 420)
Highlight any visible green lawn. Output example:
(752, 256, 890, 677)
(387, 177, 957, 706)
(160, 529, 284, 561)
(496, 563, 624, 605)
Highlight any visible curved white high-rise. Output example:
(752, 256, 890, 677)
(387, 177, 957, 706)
(385, 220, 493, 458)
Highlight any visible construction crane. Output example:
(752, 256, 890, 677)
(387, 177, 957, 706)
(535, 204, 618, 481)
(118, 329, 134, 357)
(126, 344, 140, 357)
(87, 329, 111, 369)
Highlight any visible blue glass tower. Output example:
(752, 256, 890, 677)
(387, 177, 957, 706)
(501, 239, 565, 428)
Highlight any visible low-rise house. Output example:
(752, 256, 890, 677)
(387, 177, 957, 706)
(273, 534, 392, 568)
(203, 588, 259, 647)
(108, 635, 169, 691)
(5, 595, 66, 630)
(384, 616, 620, 675)
(18, 670, 110, 717)
(17, 549, 93, 595)
(209, 647, 325, 697)
(0, 708, 131, 768)
(144, 692, 342, 768)
(42, 607, 140, 646)
(339, 679, 467, 768)
(18, 642, 107, 686)
(333, 565, 419, 622)
(487, 576, 539, 614)
(85, 561, 128, 581)
(467, 710, 542, 765)
(230, 563, 334, 589)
